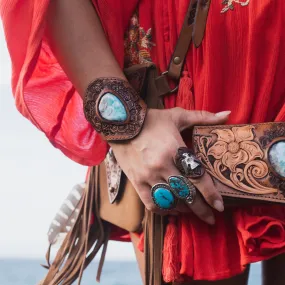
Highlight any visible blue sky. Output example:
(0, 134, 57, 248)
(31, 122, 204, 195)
(0, 23, 135, 261)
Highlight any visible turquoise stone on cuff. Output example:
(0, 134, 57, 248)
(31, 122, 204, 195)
(152, 186, 175, 210)
(269, 141, 285, 178)
(98, 93, 127, 122)
(169, 176, 190, 198)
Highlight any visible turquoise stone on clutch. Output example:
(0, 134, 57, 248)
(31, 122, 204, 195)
(168, 176, 190, 198)
(152, 186, 175, 210)
(98, 93, 127, 122)
(268, 141, 285, 178)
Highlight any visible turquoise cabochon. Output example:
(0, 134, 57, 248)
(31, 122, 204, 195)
(98, 93, 127, 122)
(152, 186, 176, 210)
(168, 176, 190, 198)
(268, 140, 285, 178)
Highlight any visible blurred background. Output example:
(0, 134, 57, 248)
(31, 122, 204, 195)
(0, 23, 260, 285)
(0, 23, 139, 285)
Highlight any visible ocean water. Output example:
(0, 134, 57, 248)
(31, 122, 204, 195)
(0, 259, 141, 285)
(0, 259, 262, 285)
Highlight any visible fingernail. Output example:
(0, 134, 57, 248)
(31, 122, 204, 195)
(213, 200, 224, 212)
(205, 216, 215, 225)
(215, 111, 231, 117)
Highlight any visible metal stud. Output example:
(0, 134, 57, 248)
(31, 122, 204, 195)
(173, 56, 181, 65)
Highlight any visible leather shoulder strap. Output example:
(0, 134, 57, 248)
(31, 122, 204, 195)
(168, 0, 211, 80)
(193, 0, 211, 47)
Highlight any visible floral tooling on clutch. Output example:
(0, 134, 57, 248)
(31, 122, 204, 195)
(193, 123, 285, 203)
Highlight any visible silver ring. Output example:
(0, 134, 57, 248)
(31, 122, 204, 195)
(168, 175, 196, 205)
(175, 147, 205, 179)
(151, 183, 177, 210)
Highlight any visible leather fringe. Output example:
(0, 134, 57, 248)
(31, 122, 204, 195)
(144, 210, 165, 285)
(39, 166, 110, 285)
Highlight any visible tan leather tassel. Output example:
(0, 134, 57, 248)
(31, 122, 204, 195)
(144, 210, 165, 285)
(39, 167, 110, 285)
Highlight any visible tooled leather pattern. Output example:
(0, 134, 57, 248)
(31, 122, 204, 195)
(104, 149, 122, 204)
(83, 78, 147, 141)
(259, 124, 285, 148)
(193, 123, 285, 199)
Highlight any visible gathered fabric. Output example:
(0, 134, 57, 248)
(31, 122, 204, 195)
(1, 0, 285, 282)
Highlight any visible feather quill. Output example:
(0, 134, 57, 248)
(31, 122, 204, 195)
(47, 183, 85, 246)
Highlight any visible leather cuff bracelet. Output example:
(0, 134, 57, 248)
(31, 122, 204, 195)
(83, 77, 147, 141)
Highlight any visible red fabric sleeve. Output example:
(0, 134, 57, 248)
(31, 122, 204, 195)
(0, 0, 133, 165)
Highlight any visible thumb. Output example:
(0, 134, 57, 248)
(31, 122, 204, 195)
(171, 108, 231, 131)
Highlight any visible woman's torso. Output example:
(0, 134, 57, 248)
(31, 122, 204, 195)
(148, 0, 285, 123)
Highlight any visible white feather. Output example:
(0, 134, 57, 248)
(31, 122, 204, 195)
(47, 183, 85, 245)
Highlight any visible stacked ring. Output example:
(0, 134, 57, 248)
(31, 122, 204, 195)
(168, 176, 196, 205)
(151, 147, 204, 210)
(151, 183, 177, 210)
(175, 147, 205, 179)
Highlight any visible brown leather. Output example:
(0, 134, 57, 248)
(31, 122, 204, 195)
(83, 77, 147, 141)
(167, 0, 211, 80)
(125, 63, 165, 109)
(168, 0, 197, 80)
(99, 161, 145, 232)
(144, 210, 165, 285)
(193, 122, 285, 204)
(155, 74, 173, 97)
(39, 167, 111, 285)
(192, 0, 211, 47)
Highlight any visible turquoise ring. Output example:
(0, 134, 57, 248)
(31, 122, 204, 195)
(168, 175, 196, 205)
(151, 183, 177, 210)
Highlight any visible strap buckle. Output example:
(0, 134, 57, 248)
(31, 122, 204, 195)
(161, 71, 179, 94)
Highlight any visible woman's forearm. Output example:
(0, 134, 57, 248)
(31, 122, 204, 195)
(46, 0, 126, 97)
(46, 0, 228, 226)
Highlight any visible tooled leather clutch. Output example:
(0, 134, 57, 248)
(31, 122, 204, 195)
(193, 123, 285, 204)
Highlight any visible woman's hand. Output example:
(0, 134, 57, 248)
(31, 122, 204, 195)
(110, 108, 230, 225)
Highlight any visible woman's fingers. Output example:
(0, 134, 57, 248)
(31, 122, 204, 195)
(170, 108, 231, 132)
(173, 146, 225, 213)
(138, 180, 180, 216)
(138, 167, 192, 215)
(188, 192, 216, 225)
(111, 108, 230, 220)
(161, 165, 193, 214)
(136, 162, 221, 224)
(188, 172, 224, 213)
(162, 164, 217, 224)
(175, 200, 192, 213)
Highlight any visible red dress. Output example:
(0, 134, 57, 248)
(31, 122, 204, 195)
(1, 0, 285, 282)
